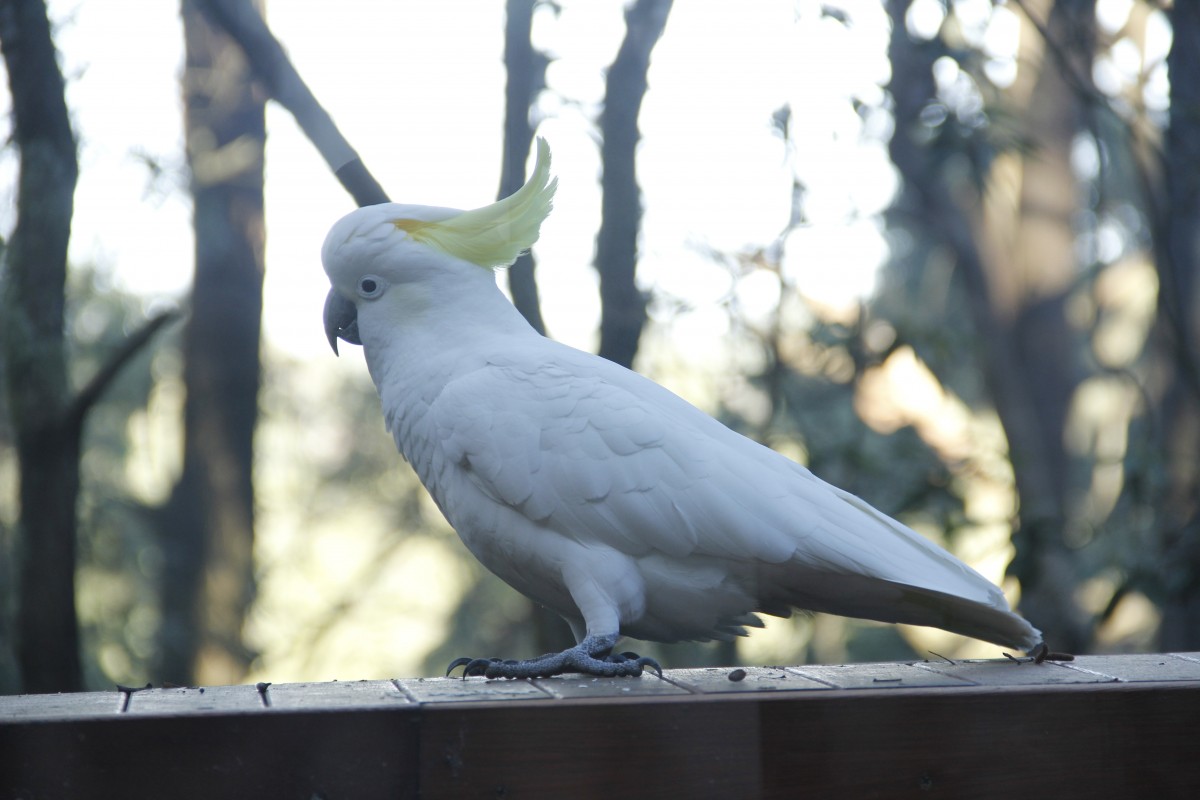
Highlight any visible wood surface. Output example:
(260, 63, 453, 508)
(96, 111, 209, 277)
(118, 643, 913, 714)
(2, 653, 1198, 799)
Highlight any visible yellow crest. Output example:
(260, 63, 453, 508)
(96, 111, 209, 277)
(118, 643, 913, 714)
(393, 137, 557, 268)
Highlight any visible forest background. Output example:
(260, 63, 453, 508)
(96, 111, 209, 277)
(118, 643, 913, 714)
(1, 0, 1195, 695)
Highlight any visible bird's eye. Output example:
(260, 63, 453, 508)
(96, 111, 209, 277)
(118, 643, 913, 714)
(357, 275, 385, 299)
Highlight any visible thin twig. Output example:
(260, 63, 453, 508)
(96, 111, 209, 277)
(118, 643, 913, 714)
(68, 308, 181, 432)
(1010, 0, 1165, 166)
(928, 650, 955, 665)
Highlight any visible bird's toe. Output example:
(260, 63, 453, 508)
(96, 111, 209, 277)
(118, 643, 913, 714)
(447, 656, 505, 678)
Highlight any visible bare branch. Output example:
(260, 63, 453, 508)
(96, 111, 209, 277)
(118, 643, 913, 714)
(68, 308, 181, 434)
(192, 0, 390, 206)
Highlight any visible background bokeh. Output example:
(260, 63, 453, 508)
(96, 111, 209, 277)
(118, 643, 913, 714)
(1, 0, 1194, 693)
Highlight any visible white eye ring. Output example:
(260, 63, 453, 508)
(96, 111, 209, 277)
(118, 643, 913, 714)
(356, 274, 386, 300)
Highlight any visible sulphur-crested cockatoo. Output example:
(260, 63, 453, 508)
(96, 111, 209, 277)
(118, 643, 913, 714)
(322, 138, 1043, 678)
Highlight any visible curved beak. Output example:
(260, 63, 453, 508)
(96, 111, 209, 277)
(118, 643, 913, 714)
(323, 289, 361, 355)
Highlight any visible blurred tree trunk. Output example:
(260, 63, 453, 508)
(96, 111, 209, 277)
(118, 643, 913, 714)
(157, 0, 266, 686)
(501, 0, 549, 336)
(1154, 2, 1200, 649)
(191, 0, 387, 206)
(982, 0, 1095, 653)
(0, 0, 82, 693)
(886, 0, 1094, 651)
(595, 0, 673, 369)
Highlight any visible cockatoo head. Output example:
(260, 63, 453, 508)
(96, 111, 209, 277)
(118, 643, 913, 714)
(321, 138, 556, 353)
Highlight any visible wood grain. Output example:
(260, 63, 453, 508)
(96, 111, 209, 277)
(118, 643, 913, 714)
(3, 653, 1198, 799)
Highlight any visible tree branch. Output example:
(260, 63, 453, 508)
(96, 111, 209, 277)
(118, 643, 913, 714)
(191, 0, 390, 206)
(67, 308, 181, 434)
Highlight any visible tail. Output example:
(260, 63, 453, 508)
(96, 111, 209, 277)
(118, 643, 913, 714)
(757, 562, 1042, 651)
(758, 478, 1043, 652)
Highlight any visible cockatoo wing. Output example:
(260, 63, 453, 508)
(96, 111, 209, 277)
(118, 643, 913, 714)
(425, 341, 1040, 650)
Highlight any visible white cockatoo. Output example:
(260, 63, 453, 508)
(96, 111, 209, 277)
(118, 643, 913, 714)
(322, 138, 1044, 678)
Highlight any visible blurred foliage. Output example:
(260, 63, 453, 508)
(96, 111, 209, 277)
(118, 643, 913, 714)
(70, 268, 175, 691)
(4, 0, 1191, 690)
(0, 264, 175, 690)
(613, 0, 1180, 664)
(0, 272, 14, 693)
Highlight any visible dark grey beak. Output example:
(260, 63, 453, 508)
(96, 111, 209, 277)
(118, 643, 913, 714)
(323, 289, 361, 355)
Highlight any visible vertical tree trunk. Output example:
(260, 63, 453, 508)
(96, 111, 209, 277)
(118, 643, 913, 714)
(501, 0, 548, 336)
(1155, 2, 1200, 649)
(885, 0, 1094, 651)
(595, 0, 673, 369)
(0, 0, 82, 694)
(157, 0, 266, 686)
(987, 0, 1095, 653)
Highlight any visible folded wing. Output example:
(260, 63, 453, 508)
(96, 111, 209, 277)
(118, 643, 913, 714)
(428, 344, 1041, 650)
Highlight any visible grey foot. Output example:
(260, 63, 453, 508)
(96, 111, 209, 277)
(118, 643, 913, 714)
(1031, 642, 1075, 663)
(1007, 643, 1075, 664)
(447, 633, 662, 679)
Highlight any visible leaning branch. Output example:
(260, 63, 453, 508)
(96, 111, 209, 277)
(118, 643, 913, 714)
(192, 0, 390, 206)
(67, 308, 181, 433)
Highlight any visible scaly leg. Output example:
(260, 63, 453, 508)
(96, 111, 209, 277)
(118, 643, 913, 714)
(447, 633, 662, 679)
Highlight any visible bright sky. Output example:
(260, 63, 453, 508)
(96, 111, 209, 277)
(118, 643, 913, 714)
(2, 0, 1168, 362)
(3, 0, 899, 680)
(1, 0, 896, 366)
(2, 0, 1171, 680)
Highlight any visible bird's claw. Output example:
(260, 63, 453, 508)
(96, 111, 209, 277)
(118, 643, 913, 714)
(444, 657, 513, 676)
(1031, 642, 1075, 663)
(1004, 643, 1075, 665)
(608, 651, 663, 677)
(446, 656, 497, 677)
(446, 638, 663, 679)
(445, 656, 472, 676)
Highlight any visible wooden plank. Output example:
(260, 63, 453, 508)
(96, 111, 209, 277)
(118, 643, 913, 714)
(1063, 652, 1200, 681)
(913, 657, 1120, 686)
(417, 691, 765, 797)
(0, 710, 421, 800)
(265, 679, 410, 710)
(126, 683, 263, 715)
(395, 676, 551, 703)
(753, 682, 1200, 799)
(2, 654, 1199, 799)
(664, 665, 829, 694)
(0, 690, 121, 721)
(787, 661, 975, 689)
(530, 673, 691, 699)
(415, 681, 1200, 799)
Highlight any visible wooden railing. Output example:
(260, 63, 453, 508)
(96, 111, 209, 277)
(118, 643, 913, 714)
(2, 652, 1199, 798)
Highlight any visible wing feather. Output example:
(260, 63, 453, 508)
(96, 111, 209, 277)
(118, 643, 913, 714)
(426, 344, 1032, 646)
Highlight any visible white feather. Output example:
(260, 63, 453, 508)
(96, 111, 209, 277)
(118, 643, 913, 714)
(322, 182, 1042, 655)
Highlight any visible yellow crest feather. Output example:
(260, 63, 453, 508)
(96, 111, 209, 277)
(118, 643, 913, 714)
(394, 138, 557, 268)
